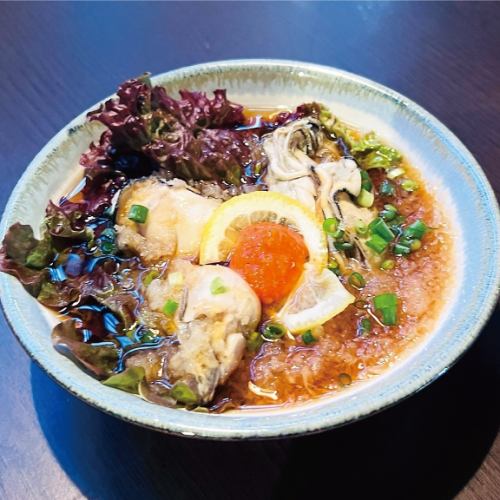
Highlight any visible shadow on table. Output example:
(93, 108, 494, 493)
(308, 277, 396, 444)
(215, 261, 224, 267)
(31, 308, 499, 500)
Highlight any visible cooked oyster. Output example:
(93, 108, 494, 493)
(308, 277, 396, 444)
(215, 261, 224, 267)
(115, 177, 221, 263)
(263, 117, 375, 267)
(263, 118, 319, 211)
(145, 260, 261, 404)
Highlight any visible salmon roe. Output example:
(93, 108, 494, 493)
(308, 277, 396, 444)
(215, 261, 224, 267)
(229, 222, 308, 305)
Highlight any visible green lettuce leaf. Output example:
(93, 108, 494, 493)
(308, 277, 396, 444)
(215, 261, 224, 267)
(360, 145, 402, 169)
(102, 366, 145, 393)
(351, 132, 402, 169)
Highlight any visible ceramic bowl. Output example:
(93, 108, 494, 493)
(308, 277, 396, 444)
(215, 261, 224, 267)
(1, 60, 499, 439)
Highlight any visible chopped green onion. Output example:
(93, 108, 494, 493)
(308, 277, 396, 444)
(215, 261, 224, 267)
(358, 317, 372, 336)
(128, 204, 149, 223)
(380, 204, 398, 222)
(410, 239, 422, 251)
(387, 167, 405, 179)
(374, 293, 398, 309)
(100, 228, 116, 241)
(331, 228, 345, 240)
(141, 330, 158, 343)
(389, 215, 406, 236)
(162, 299, 179, 316)
(357, 188, 374, 208)
(403, 219, 428, 240)
(373, 292, 398, 326)
(322, 217, 339, 235)
(398, 236, 412, 247)
(366, 234, 389, 254)
(328, 259, 339, 270)
(368, 218, 395, 242)
(379, 307, 397, 326)
(393, 215, 406, 225)
(379, 211, 396, 222)
(247, 331, 263, 352)
(360, 170, 373, 191)
(393, 243, 411, 256)
(327, 259, 341, 276)
(389, 226, 403, 237)
(302, 330, 317, 345)
(338, 373, 352, 386)
(379, 179, 395, 197)
(143, 269, 160, 286)
(355, 221, 369, 236)
(171, 382, 198, 405)
(334, 241, 354, 252)
(401, 179, 419, 192)
(380, 259, 395, 271)
(348, 272, 366, 289)
(210, 277, 227, 295)
(100, 240, 116, 254)
(262, 322, 286, 341)
(328, 258, 339, 269)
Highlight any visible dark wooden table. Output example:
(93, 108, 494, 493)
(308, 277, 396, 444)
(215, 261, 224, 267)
(0, 2, 498, 499)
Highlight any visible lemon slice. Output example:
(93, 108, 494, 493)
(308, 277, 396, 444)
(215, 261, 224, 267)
(199, 191, 327, 270)
(276, 264, 355, 333)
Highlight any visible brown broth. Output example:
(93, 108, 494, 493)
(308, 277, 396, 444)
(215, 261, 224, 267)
(45, 104, 453, 411)
(243, 107, 290, 121)
(213, 161, 453, 410)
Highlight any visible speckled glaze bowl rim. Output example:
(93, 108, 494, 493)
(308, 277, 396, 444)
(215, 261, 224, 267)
(1, 59, 499, 440)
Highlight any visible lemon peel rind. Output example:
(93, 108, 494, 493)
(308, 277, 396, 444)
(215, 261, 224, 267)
(199, 191, 327, 270)
(276, 268, 355, 333)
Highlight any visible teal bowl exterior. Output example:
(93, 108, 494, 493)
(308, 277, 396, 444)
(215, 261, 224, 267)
(1, 60, 499, 439)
